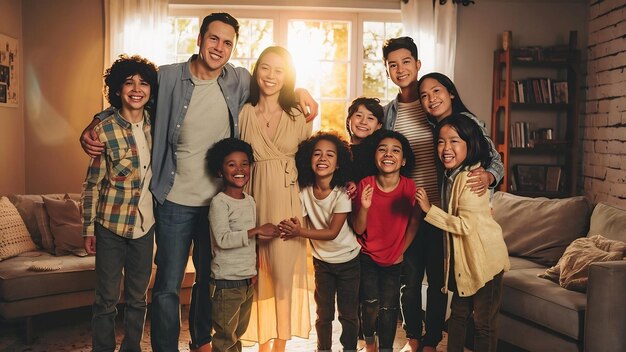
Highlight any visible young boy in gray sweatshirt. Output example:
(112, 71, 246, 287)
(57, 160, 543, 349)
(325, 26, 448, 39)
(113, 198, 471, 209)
(206, 138, 278, 352)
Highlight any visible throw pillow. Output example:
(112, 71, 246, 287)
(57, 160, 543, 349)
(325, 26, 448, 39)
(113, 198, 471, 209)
(587, 202, 626, 242)
(492, 192, 591, 266)
(6, 194, 43, 248)
(33, 201, 56, 254)
(42, 195, 87, 257)
(539, 235, 626, 292)
(0, 196, 38, 261)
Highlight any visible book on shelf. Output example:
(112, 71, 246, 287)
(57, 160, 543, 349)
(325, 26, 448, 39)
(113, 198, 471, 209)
(552, 81, 568, 103)
(509, 78, 561, 104)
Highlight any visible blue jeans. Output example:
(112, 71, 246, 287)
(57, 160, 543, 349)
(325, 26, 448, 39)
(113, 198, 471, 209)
(151, 200, 212, 351)
(92, 223, 154, 352)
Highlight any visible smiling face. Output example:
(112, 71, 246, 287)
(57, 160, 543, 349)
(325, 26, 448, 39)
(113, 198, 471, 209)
(119, 74, 150, 113)
(375, 137, 406, 175)
(220, 151, 251, 191)
(419, 77, 454, 120)
(348, 104, 382, 144)
(196, 20, 237, 76)
(311, 139, 338, 180)
(255, 52, 287, 98)
(386, 48, 421, 90)
(437, 124, 468, 170)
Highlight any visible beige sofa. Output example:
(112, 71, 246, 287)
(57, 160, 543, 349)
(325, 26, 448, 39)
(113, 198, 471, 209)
(0, 194, 195, 343)
(492, 192, 626, 352)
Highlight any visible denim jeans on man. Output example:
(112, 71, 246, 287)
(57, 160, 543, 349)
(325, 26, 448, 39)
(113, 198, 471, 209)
(151, 200, 212, 351)
(314, 256, 360, 352)
(92, 223, 154, 352)
(400, 221, 447, 347)
(359, 254, 402, 352)
(447, 271, 504, 352)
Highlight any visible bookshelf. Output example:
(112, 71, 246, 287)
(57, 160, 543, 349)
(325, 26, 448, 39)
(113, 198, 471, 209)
(490, 31, 580, 198)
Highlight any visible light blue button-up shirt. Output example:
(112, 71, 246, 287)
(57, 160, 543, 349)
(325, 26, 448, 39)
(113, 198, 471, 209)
(151, 55, 251, 204)
(96, 55, 252, 204)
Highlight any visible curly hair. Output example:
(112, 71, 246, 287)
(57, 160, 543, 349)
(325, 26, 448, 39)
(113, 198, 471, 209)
(103, 54, 158, 112)
(370, 129, 415, 178)
(206, 138, 255, 178)
(295, 131, 352, 189)
(435, 113, 492, 170)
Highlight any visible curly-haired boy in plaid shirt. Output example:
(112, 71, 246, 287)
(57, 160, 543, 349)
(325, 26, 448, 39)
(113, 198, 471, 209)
(81, 54, 158, 352)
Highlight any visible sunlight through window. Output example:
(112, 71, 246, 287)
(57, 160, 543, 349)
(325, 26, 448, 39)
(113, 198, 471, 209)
(167, 8, 402, 138)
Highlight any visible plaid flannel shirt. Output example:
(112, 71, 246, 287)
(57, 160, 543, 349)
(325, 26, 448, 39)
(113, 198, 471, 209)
(81, 110, 152, 238)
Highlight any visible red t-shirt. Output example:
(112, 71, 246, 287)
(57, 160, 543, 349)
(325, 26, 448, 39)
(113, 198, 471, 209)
(352, 175, 416, 266)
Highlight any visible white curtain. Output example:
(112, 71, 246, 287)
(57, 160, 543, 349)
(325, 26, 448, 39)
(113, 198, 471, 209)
(104, 0, 169, 70)
(401, 0, 457, 80)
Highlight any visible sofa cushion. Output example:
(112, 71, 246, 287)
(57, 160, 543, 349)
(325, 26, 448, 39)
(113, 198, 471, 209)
(6, 194, 44, 248)
(539, 235, 626, 292)
(587, 202, 626, 242)
(0, 251, 95, 301)
(33, 201, 56, 254)
(493, 192, 591, 266)
(501, 266, 586, 340)
(0, 197, 38, 261)
(42, 196, 87, 257)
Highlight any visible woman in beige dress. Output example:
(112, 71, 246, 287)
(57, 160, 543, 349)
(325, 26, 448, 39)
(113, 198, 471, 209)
(240, 46, 312, 352)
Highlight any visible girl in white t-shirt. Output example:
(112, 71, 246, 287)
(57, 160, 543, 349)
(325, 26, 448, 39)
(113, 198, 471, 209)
(278, 131, 360, 352)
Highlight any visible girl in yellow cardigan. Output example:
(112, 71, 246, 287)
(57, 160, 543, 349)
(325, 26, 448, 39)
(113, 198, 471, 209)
(415, 113, 510, 352)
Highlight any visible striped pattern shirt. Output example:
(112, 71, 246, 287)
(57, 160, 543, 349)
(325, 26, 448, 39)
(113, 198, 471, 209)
(81, 110, 153, 239)
(393, 100, 441, 206)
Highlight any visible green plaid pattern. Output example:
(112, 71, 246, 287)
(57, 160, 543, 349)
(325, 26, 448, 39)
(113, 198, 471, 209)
(81, 110, 152, 238)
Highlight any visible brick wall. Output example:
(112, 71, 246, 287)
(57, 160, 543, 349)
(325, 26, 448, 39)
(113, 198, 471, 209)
(582, 0, 626, 207)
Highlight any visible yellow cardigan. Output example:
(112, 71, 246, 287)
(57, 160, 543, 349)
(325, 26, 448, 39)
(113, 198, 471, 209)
(424, 167, 510, 297)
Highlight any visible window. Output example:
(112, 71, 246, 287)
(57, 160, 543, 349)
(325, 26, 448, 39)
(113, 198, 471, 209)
(167, 6, 403, 137)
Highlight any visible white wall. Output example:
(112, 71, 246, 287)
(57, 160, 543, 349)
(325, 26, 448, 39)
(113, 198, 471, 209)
(454, 0, 588, 130)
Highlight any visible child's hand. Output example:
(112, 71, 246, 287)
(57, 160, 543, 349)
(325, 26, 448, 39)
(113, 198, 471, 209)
(84, 236, 96, 255)
(278, 217, 301, 240)
(415, 187, 431, 213)
(361, 184, 373, 209)
(346, 181, 357, 200)
(258, 223, 278, 238)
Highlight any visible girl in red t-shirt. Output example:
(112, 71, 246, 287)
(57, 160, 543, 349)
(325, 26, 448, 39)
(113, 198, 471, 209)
(352, 130, 421, 352)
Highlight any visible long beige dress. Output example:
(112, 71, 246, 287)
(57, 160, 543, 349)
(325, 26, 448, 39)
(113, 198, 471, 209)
(239, 103, 312, 343)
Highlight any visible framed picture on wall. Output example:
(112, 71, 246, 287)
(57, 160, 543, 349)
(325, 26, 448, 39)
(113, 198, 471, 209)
(515, 164, 546, 191)
(0, 33, 19, 107)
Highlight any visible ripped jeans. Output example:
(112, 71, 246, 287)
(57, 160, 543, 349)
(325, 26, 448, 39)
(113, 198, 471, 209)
(359, 254, 402, 352)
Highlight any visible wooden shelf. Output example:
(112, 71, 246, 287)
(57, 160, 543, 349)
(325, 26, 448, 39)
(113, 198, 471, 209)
(491, 30, 580, 197)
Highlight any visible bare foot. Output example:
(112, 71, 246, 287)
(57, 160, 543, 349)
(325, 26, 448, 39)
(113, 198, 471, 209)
(365, 341, 377, 352)
(400, 338, 419, 352)
(271, 338, 287, 352)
